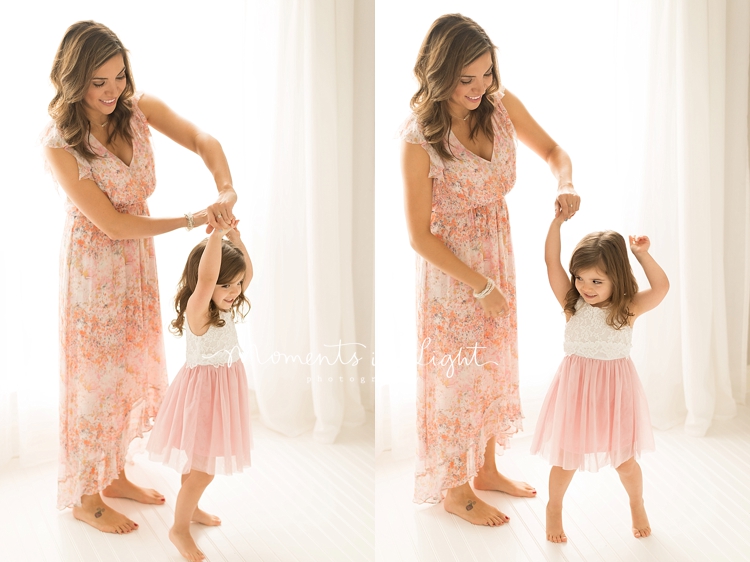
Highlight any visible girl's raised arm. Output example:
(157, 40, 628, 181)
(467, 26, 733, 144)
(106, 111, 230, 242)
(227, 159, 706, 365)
(545, 209, 570, 308)
(185, 229, 226, 333)
(629, 236, 669, 319)
(225, 226, 253, 293)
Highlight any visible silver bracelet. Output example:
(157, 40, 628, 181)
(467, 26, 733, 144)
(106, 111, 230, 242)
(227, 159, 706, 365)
(473, 278, 496, 299)
(184, 212, 194, 231)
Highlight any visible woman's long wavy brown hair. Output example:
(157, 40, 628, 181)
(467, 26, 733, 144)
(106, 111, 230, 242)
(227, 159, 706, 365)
(170, 239, 250, 336)
(48, 21, 136, 160)
(564, 231, 638, 329)
(411, 14, 501, 161)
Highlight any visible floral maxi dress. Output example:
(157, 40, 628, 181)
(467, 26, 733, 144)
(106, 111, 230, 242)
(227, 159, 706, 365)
(400, 90, 523, 503)
(42, 93, 168, 509)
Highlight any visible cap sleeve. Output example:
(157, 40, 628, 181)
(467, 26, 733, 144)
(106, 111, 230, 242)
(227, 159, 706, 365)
(39, 122, 94, 183)
(130, 92, 151, 139)
(397, 113, 445, 180)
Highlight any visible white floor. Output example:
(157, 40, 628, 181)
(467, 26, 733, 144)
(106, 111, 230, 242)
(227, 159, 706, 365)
(0, 416, 374, 562)
(376, 403, 750, 562)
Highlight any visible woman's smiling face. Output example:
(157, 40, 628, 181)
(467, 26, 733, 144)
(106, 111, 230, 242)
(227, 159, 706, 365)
(82, 54, 126, 123)
(447, 50, 494, 117)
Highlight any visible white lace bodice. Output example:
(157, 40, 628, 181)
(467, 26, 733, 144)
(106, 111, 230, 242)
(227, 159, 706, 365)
(564, 300, 632, 360)
(186, 311, 242, 368)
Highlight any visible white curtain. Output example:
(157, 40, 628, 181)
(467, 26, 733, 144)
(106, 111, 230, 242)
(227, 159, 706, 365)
(242, 0, 372, 443)
(629, 0, 750, 435)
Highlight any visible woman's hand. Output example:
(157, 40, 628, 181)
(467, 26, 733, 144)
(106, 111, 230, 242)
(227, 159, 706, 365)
(555, 183, 580, 220)
(206, 189, 237, 232)
(190, 209, 209, 228)
(478, 287, 510, 317)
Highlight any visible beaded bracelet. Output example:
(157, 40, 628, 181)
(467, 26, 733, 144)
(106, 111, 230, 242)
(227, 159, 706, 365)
(473, 278, 496, 299)
(184, 212, 194, 231)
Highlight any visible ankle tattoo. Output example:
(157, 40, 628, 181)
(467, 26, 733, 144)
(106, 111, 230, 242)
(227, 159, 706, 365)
(95, 507, 104, 519)
(466, 500, 476, 511)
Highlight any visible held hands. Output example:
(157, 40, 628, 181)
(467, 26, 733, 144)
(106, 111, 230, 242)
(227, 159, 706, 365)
(629, 235, 651, 255)
(555, 183, 580, 221)
(223, 221, 242, 245)
(206, 189, 238, 234)
(211, 217, 239, 238)
(552, 203, 565, 226)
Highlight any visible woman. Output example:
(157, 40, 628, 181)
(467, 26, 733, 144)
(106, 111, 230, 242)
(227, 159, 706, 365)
(400, 14, 580, 526)
(43, 21, 237, 534)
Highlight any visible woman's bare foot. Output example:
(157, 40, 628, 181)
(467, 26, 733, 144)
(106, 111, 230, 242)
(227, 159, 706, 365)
(169, 527, 205, 561)
(72, 494, 138, 534)
(630, 499, 651, 538)
(474, 467, 537, 498)
(102, 473, 165, 505)
(192, 507, 221, 526)
(444, 483, 509, 526)
(546, 502, 567, 543)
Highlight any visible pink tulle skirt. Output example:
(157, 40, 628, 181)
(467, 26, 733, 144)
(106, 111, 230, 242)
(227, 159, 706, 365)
(530, 355, 654, 472)
(146, 361, 252, 475)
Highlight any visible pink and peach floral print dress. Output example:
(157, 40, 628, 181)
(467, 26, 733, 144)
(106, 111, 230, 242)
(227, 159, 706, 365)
(400, 89, 523, 503)
(42, 93, 168, 509)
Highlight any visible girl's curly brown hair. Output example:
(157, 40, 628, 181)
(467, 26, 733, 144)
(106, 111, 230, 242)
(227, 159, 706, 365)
(564, 231, 638, 329)
(170, 239, 250, 336)
(410, 13, 501, 161)
(48, 21, 136, 160)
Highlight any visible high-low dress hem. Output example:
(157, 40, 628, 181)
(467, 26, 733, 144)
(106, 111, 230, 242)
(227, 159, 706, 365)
(402, 89, 523, 505)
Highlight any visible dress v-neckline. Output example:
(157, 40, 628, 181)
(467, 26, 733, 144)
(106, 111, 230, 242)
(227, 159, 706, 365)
(450, 129, 495, 163)
(89, 132, 135, 169)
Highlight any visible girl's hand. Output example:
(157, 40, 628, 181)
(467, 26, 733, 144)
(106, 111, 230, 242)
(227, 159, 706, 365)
(555, 183, 580, 220)
(206, 189, 237, 233)
(552, 202, 565, 225)
(478, 287, 510, 318)
(629, 235, 651, 255)
(224, 220, 242, 244)
(211, 218, 237, 238)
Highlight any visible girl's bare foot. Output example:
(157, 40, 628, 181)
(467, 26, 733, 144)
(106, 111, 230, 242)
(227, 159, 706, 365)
(546, 502, 567, 543)
(192, 507, 221, 526)
(103, 474, 165, 505)
(474, 468, 537, 498)
(169, 527, 206, 561)
(444, 483, 509, 526)
(630, 499, 651, 538)
(72, 494, 138, 534)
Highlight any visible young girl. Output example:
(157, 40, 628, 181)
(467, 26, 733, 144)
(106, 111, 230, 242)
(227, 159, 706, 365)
(530, 208, 669, 543)
(147, 223, 252, 562)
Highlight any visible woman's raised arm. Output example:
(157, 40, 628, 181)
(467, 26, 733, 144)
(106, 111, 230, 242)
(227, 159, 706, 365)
(137, 93, 236, 230)
(501, 89, 580, 219)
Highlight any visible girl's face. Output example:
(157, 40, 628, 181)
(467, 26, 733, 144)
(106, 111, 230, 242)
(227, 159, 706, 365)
(448, 50, 493, 117)
(574, 267, 613, 307)
(82, 54, 126, 123)
(212, 272, 244, 312)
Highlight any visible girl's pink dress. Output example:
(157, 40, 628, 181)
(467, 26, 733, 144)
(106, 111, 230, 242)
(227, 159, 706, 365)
(399, 89, 523, 504)
(530, 300, 655, 470)
(42, 93, 168, 509)
(147, 310, 252, 474)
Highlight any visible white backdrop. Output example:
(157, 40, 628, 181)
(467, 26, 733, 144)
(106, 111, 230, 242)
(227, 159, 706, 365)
(0, 0, 375, 468)
(375, 0, 750, 458)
